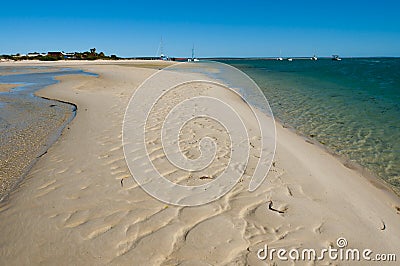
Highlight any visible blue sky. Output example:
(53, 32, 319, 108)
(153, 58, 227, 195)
(1, 0, 399, 57)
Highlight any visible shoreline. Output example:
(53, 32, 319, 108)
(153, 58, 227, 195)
(2, 72, 397, 204)
(0, 71, 78, 202)
(274, 116, 400, 197)
(2, 60, 398, 198)
(0, 61, 399, 264)
(0, 96, 76, 202)
(185, 59, 400, 198)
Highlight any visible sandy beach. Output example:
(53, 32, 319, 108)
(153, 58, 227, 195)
(0, 61, 399, 265)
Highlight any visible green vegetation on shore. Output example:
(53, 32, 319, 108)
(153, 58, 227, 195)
(0, 48, 119, 61)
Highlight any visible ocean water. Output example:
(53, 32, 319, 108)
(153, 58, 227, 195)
(220, 58, 400, 191)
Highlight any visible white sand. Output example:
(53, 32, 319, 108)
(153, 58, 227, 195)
(0, 61, 399, 265)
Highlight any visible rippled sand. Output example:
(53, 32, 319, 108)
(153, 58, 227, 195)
(0, 61, 399, 265)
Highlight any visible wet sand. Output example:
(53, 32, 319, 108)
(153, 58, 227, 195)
(0, 92, 75, 201)
(0, 66, 97, 201)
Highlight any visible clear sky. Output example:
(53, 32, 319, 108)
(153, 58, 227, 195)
(1, 0, 399, 58)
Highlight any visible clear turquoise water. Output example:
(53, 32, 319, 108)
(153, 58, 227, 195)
(220, 58, 400, 191)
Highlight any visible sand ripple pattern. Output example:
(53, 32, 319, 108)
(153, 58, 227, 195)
(123, 62, 276, 206)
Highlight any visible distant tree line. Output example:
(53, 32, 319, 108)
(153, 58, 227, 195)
(0, 48, 120, 61)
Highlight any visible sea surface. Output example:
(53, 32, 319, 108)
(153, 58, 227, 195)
(220, 58, 400, 192)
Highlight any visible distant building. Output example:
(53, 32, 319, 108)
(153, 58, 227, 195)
(27, 52, 40, 57)
(47, 52, 63, 57)
(63, 52, 75, 59)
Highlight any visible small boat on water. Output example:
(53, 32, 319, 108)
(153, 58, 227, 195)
(287, 58, 293, 61)
(311, 55, 318, 61)
(276, 49, 284, 61)
(332, 55, 342, 61)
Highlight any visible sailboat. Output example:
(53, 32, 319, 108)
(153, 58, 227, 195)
(188, 44, 199, 62)
(311, 49, 318, 60)
(332, 55, 342, 61)
(276, 49, 283, 61)
(156, 37, 168, 61)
